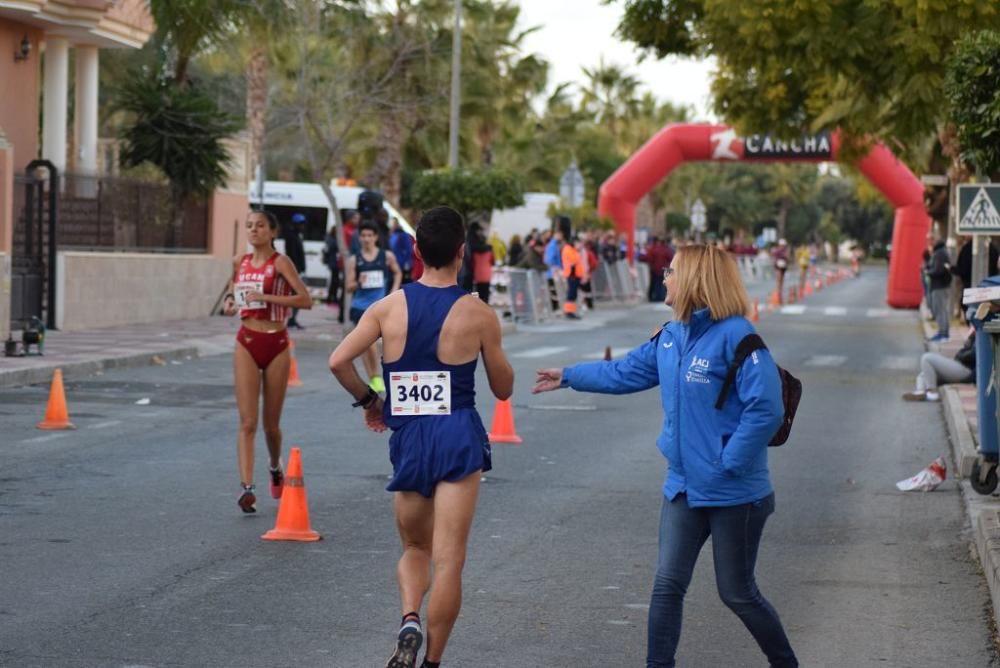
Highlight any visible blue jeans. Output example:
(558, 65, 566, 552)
(647, 493, 798, 668)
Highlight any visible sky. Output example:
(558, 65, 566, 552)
(515, 0, 717, 120)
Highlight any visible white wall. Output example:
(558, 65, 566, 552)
(55, 252, 231, 331)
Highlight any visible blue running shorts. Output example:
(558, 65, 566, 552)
(386, 408, 492, 498)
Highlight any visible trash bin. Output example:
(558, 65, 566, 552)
(968, 276, 1000, 494)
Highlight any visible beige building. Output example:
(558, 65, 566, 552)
(0, 2, 248, 340)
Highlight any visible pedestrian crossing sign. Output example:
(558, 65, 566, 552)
(958, 184, 1000, 233)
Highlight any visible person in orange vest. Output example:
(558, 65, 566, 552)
(562, 235, 584, 320)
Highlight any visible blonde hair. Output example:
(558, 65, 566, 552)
(670, 244, 750, 322)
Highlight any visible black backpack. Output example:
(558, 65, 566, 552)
(714, 334, 801, 447)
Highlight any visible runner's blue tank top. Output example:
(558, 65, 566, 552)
(382, 282, 478, 429)
(352, 248, 387, 311)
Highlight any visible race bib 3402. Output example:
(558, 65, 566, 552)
(389, 371, 451, 416)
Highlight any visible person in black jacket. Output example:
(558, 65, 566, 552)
(953, 237, 1000, 321)
(925, 239, 952, 341)
(903, 330, 976, 402)
(284, 214, 308, 329)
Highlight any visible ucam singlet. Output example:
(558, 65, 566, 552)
(235, 252, 291, 322)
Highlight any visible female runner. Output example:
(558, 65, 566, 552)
(223, 210, 312, 513)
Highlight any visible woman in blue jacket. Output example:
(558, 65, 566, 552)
(534, 244, 798, 668)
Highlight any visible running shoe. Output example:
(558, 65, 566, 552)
(385, 624, 423, 668)
(369, 375, 386, 394)
(269, 466, 284, 499)
(238, 486, 257, 513)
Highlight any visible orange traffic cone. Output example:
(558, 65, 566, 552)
(803, 282, 812, 297)
(488, 398, 523, 445)
(604, 346, 612, 361)
(37, 368, 75, 430)
(287, 349, 303, 388)
(262, 447, 321, 542)
(751, 299, 760, 322)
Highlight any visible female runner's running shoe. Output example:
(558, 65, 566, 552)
(238, 485, 257, 513)
(269, 466, 284, 499)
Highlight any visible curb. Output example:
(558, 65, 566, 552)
(0, 345, 199, 389)
(975, 506, 1000, 621)
(942, 386, 979, 479)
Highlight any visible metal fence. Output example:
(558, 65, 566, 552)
(55, 173, 209, 252)
(500, 262, 647, 325)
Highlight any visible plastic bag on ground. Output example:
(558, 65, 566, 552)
(896, 456, 947, 492)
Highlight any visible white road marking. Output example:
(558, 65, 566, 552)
(525, 405, 597, 411)
(804, 355, 847, 367)
(90, 420, 122, 430)
(512, 346, 569, 358)
(583, 347, 632, 359)
(823, 307, 848, 316)
(880, 356, 915, 371)
(866, 308, 891, 318)
(780, 305, 807, 315)
(21, 433, 71, 444)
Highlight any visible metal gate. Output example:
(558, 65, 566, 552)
(11, 161, 58, 331)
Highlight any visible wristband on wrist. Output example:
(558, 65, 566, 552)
(352, 387, 378, 409)
(224, 293, 234, 301)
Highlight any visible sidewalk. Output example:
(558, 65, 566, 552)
(0, 304, 349, 389)
(927, 311, 1000, 623)
(0, 301, 520, 389)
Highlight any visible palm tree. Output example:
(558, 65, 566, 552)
(146, 0, 240, 85)
(460, 1, 549, 166)
(238, 1, 291, 182)
(360, 0, 453, 206)
(580, 58, 641, 142)
(118, 73, 242, 243)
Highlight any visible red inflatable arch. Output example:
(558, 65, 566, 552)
(597, 124, 930, 308)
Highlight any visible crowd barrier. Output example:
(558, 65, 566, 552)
(496, 262, 648, 325)
(491, 255, 768, 325)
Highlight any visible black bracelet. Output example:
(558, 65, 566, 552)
(352, 387, 378, 409)
(224, 293, 234, 301)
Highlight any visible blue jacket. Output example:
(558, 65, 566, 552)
(544, 239, 562, 278)
(561, 308, 784, 507)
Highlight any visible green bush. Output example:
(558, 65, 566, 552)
(410, 168, 525, 225)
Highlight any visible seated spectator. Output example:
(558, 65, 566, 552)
(902, 329, 976, 402)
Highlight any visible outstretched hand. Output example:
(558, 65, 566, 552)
(364, 397, 387, 432)
(532, 368, 563, 394)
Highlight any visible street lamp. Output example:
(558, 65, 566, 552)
(14, 35, 30, 63)
(448, 0, 462, 169)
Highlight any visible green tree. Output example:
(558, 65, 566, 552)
(460, 1, 549, 167)
(409, 168, 524, 225)
(944, 30, 1000, 176)
(580, 57, 641, 147)
(611, 0, 1000, 160)
(147, 0, 242, 85)
(117, 73, 242, 240)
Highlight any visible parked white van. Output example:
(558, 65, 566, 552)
(248, 181, 413, 291)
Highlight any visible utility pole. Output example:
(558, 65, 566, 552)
(448, 0, 462, 168)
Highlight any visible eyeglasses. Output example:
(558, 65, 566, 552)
(662, 267, 675, 279)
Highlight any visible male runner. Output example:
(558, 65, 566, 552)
(329, 206, 514, 668)
(345, 220, 402, 393)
